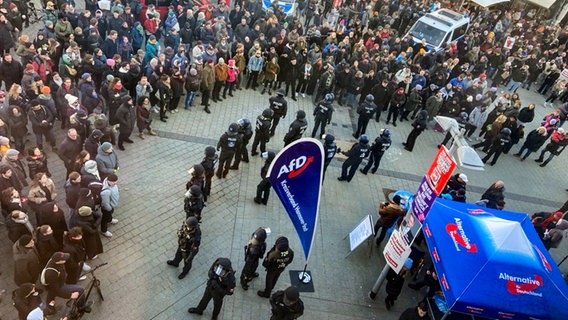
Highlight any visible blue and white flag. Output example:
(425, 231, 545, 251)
(267, 138, 324, 261)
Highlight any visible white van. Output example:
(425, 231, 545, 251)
(405, 9, 471, 52)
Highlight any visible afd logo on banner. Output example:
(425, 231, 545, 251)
(267, 138, 324, 260)
(499, 273, 544, 297)
(445, 218, 477, 253)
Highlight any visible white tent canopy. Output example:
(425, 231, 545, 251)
(526, 0, 556, 9)
(470, 0, 509, 7)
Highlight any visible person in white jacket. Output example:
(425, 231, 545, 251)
(100, 174, 120, 237)
(464, 104, 489, 140)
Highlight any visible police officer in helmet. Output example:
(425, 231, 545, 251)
(283, 110, 308, 146)
(338, 134, 371, 182)
(258, 236, 294, 298)
(240, 227, 268, 290)
(311, 93, 334, 139)
(360, 129, 392, 175)
(200, 146, 218, 201)
(254, 151, 276, 205)
(231, 117, 253, 170)
(269, 89, 288, 136)
(322, 134, 337, 182)
(167, 216, 202, 279)
(270, 286, 305, 319)
(216, 123, 242, 178)
(353, 94, 377, 138)
(252, 108, 273, 156)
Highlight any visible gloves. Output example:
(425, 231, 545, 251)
(114, 167, 120, 173)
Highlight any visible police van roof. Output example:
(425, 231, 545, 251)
(424, 9, 469, 27)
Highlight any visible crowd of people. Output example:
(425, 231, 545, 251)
(0, 0, 567, 318)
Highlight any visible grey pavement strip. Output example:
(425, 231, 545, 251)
(155, 129, 564, 209)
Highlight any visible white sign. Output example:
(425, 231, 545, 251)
(383, 229, 413, 273)
(559, 69, 568, 82)
(348, 215, 374, 252)
(504, 37, 516, 50)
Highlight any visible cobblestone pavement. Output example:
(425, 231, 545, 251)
(1, 9, 568, 320)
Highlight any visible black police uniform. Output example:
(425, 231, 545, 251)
(323, 140, 337, 181)
(361, 136, 391, 174)
(200, 147, 218, 201)
(482, 132, 511, 166)
(269, 95, 288, 136)
(283, 117, 308, 146)
(231, 121, 253, 169)
(188, 258, 236, 320)
(252, 111, 273, 155)
(338, 141, 370, 182)
(258, 237, 294, 298)
(269, 288, 305, 320)
(311, 100, 334, 138)
(240, 228, 267, 290)
(216, 126, 242, 178)
(186, 164, 206, 195)
(167, 217, 201, 279)
(354, 101, 377, 137)
(254, 152, 275, 205)
(184, 186, 205, 221)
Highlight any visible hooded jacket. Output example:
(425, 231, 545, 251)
(95, 145, 119, 179)
(100, 177, 120, 212)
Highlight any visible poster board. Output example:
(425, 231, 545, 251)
(348, 215, 374, 252)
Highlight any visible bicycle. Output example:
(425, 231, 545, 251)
(63, 262, 108, 320)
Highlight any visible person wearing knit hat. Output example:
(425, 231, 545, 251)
(13, 282, 42, 319)
(96, 140, 119, 180)
(81, 73, 91, 80)
(65, 94, 79, 106)
(6, 149, 19, 157)
(78, 206, 92, 216)
(107, 59, 116, 67)
(0, 135, 10, 156)
(269, 286, 304, 318)
(25, 64, 35, 72)
(14, 234, 39, 286)
(100, 173, 120, 237)
(41, 86, 51, 95)
(101, 141, 112, 152)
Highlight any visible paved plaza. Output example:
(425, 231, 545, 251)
(1, 79, 567, 320)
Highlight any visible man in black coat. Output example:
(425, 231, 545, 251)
(115, 96, 135, 151)
(283, 111, 308, 146)
(354, 95, 377, 138)
(252, 109, 273, 156)
(216, 123, 242, 179)
(0, 53, 23, 91)
(338, 135, 370, 182)
(269, 90, 288, 136)
(311, 94, 334, 139)
(188, 257, 236, 319)
(58, 128, 83, 176)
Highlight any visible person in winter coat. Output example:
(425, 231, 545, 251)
(136, 96, 156, 138)
(6, 210, 33, 243)
(482, 128, 511, 166)
(100, 174, 120, 238)
(75, 206, 103, 260)
(184, 68, 201, 109)
(403, 110, 428, 152)
(262, 56, 280, 95)
(374, 195, 406, 246)
(2, 149, 28, 189)
(480, 180, 505, 209)
(223, 59, 239, 99)
(518, 103, 535, 125)
(6, 106, 28, 152)
(399, 302, 429, 320)
(12, 234, 41, 286)
(0, 53, 24, 91)
(34, 225, 60, 266)
(401, 85, 422, 122)
(535, 127, 568, 167)
(115, 96, 135, 150)
(96, 142, 119, 180)
(338, 135, 371, 182)
(465, 104, 489, 139)
(386, 86, 406, 127)
(36, 202, 67, 248)
(27, 173, 57, 213)
(12, 283, 43, 320)
(0, 14, 15, 56)
(27, 147, 51, 178)
(425, 91, 444, 122)
(62, 227, 88, 284)
(532, 211, 567, 250)
(201, 59, 215, 113)
(514, 127, 548, 160)
(385, 258, 413, 310)
(169, 70, 184, 113)
(84, 129, 103, 160)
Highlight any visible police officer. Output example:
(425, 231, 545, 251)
(283, 110, 308, 146)
(240, 227, 268, 290)
(311, 93, 334, 139)
(167, 216, 201, 279)
(438, 112, 468, 148)
(184, 185, 205, 221)
(353, 95, 377, 138)
(231, 117, 253, 170)
(360, 129, 392, 175)
(252, 109, 273, 156)
(186, 164, 205, 195)
(216, 123, 242, 178)
(188, 258, 236, 320)
(270, 286, 305, 320)
(254, 151, 276, 205)
(200, 146, 218, 202)
(269, 89, 288, 136)
(482, 128, 511, 166)
(322, 134, 337, 182)
(258, 236, 294, 298)
(338, 135, 370, 182)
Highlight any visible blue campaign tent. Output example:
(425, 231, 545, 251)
(423, 198, 568, 320)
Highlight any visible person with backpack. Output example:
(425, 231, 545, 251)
(41, 252, 88, 315)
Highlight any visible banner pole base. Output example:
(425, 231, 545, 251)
(298, 272, 311, 284)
